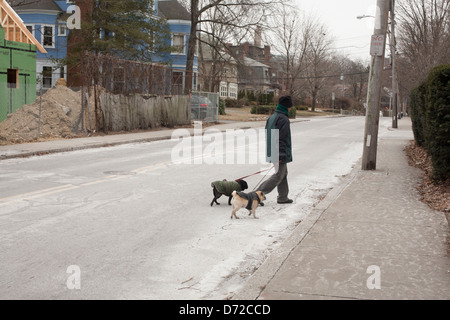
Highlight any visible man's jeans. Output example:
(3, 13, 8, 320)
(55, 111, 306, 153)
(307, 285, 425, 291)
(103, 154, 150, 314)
(259, 163, 289, 201)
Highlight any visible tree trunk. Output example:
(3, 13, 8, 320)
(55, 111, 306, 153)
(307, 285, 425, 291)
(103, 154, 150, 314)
(184, 0, 199, 95)
(311, 87, 318, 112)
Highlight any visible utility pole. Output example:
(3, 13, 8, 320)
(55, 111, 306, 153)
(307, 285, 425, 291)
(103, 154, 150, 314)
(390, 0, 398, 129)
(362, 0, 390, 171)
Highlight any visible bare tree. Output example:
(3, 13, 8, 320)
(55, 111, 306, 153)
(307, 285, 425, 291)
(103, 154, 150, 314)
(340, 57, 370, 102)
(197, 4, 242, 93)
(266, 6, 313, 97)
(7, 0, 40, 7)
(302, 20, 333, 111)
(182, 0, 287, 94)
(397, 0, 450, 92)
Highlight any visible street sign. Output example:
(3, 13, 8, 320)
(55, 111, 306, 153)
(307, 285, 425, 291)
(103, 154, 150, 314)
(370, 35, 385, 56)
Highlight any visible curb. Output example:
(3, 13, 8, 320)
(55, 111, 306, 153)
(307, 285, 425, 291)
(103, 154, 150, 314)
(232, 161, 361, 300)
(0, 135, 173, 160)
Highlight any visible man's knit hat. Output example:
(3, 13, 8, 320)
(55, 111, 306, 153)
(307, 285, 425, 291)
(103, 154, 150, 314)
(278, 95, 293, 108)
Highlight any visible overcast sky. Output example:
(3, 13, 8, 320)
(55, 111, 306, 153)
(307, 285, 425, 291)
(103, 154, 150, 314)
(295, 0, 378, 62)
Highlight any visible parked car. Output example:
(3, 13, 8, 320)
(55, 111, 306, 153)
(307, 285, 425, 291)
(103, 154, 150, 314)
(191, 95, 213, 120)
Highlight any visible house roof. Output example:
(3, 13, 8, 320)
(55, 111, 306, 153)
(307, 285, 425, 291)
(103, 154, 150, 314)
(10, 0, 61, 12)
(0, 0, 47, 53)
(200, 39, 236, 63)
(244, 57, 269, 68)
(158, 0, 190, 21)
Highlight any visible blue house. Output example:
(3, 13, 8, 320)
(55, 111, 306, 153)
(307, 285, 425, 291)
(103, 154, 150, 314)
(13, 0, 198, 94)
(12, 0, 71, 91)
(156, 0, 198, 93)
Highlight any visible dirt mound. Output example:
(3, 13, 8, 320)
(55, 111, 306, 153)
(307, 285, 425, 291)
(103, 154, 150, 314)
(0, 86, 82, 145)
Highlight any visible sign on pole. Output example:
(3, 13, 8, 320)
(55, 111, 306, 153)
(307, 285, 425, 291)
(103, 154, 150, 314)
(370, 35, 385, 56)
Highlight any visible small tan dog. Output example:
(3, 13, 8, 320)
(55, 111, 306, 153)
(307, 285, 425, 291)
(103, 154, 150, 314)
(231, 190, 266, 219)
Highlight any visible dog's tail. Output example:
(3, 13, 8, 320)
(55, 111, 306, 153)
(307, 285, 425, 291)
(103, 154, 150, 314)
(231, 190, 237, 205)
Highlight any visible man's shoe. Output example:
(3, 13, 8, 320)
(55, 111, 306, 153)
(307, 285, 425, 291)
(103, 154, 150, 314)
(277, 199, 293, 204)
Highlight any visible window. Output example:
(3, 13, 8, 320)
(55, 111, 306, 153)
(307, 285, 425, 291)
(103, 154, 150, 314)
(59, 24, 66, 36)
(25, 25, 33, 36)
(42, 25, 55, 47)
(220, 82, 228, 98)
(229, 83, 238, 99)
(42, 66, 52, 88)
(7, 69, 19, 89)
(172, 34, 185, 54)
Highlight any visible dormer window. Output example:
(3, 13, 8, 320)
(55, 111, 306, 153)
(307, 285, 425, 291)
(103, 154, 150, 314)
(172, 34, 185, 54)
(59, 24, 66, 37)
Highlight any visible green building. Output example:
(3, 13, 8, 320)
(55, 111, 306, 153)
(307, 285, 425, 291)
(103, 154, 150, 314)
(0, 0, 46, 122)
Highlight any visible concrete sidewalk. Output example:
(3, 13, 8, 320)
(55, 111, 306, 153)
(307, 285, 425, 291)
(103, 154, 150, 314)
(234, 118, 450, 300)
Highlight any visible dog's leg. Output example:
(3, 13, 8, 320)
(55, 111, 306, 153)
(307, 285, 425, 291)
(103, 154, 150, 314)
(211, 189, 216, 206)
(250, 203, 259, 219)
(211, 188, 222, 206)
(228, 196, 233, 206)
(211, 195, 221, 206)
(231, 207, 239, 219)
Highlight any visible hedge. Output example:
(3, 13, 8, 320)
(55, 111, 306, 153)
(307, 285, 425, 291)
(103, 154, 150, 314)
(410, 64, 450, 182)
(251, 105, 297, 119)
(410, 83, 427, 147)
(251, 105, 275, 115)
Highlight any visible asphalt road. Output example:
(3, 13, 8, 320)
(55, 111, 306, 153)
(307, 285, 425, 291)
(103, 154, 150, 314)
(0, 116, 388, 299)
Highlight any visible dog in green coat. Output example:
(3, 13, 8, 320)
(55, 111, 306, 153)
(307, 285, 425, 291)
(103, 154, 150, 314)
(210, 179, 248, 206)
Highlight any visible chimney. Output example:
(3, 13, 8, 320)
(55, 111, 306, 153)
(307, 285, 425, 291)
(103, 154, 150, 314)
(244, 42, 250, 58)
(264, 45, 271, 65)
(254, 26, 262, 48)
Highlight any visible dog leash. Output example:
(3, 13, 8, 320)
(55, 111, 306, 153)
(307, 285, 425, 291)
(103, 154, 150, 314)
(251, 166, 275, 191)
(234, 167, 272, 181)
(235, 161, 281, 191)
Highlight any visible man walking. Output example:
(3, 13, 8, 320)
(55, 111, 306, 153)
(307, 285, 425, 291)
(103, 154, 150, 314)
(259, 95, 293, 204)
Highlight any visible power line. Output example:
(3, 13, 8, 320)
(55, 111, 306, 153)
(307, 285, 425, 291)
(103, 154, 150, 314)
(273, 70, 369, 80)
